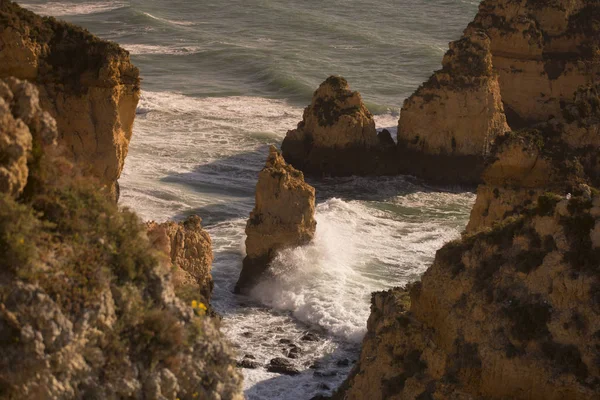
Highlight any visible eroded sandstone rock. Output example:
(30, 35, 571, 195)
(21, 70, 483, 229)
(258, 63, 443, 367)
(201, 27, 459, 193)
(147, 215, 214, 305)
(0, 77, 57, 197)
(0, 1, 140, 198)
(396, 31, 509, 184)
(235, 145, 316, 294)
(339, 191, 600, 399)
(282, 76, 394, 176)
(465, 0, 600, 127)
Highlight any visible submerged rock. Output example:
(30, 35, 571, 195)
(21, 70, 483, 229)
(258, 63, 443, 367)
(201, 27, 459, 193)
(267, 357, 301, 375)
(234, 145, 316, 294)
(147, 215, 214, 305)
(282, 76, 395, 176)
(0, 1, 140, 198)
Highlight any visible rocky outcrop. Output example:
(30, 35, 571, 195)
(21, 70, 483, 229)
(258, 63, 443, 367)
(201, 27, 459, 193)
(147, 215, 214, 305)
(396, 31, 509, 184)
(235, 145, 316, 294)
(0, 77, 57, 197)
(0, 93, 242, 400)
(337, 2, 600, 399)
(339, 189, 600, 399)
(282, 76, 396, 176)
(465, 0, 600, 128)
(0, 1, 140, 198)
(467, 82, 600, 234)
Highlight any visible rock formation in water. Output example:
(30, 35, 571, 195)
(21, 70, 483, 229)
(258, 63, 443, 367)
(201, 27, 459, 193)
(396, 31, 509, 184)
(336, 1, 600, 399)
(282, 76, 396, 176)
(0, 1, 140, 198)
(147, 215, 215, 305)
(235, 145, 316, 294)
(0, 76, 243, 399)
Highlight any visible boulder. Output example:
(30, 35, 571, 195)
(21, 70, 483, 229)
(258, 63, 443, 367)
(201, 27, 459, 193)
(267, 358, 301, 375)
(235, 145, 316, 294)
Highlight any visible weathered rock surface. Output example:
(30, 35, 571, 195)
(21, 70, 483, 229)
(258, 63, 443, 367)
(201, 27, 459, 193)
(235, 145, 316, 294)
(147, 215, 214, 305)
(0, 103, 242, 400)
(282, 76, 395, 176)
(336, 1, 600, 399)
(465, 0, 600, 127)
(396, 31, 509, 184)
(267, 357, 301, 376)
(0, 1, 140, 197)
(338, 191, 600, 399)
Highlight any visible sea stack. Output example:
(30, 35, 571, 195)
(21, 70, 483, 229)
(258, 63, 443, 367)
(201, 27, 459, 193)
(396, 31, 509, 184)
(147, 215, 215, 305)
(0, 1, 140, 199)
(235, 145, 316, 294)
(282, 76, 394, 176)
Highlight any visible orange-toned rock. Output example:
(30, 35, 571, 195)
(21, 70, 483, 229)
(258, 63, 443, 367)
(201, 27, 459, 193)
(235, 146, 316, 294)
(147, 215, 214, 304)
(0, 1, 140, 198)
(396, 31, 509, 184)
(282, 76, 395, 176)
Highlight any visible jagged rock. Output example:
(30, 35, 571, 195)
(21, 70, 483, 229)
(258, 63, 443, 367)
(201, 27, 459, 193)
(237, 358, 261, 369)
(465, 0, 600, 127)
(147, 215, 214, 305)
(234, 145, 316, 294)
(396, 31, 509, 184)
(0, 1, 140, 198)
(282, 76, 395, 176)
(267, 357, 301, 375)
(0, 77, 57, 197)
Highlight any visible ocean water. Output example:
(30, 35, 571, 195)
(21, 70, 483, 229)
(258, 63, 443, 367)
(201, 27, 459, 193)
(20, 1, 479, 398)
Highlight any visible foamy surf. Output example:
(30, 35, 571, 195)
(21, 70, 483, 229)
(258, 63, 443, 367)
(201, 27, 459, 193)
(19, 1, 126, 16)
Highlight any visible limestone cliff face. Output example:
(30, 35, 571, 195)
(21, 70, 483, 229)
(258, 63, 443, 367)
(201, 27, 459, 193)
(339, 190, 600, 400)
(0, 77, 57, 197)
(464, 0, 600, 127)
(282, 76, 395, 176)
(0, 85, 242, 399)
(337, 2, 600, 398)
(467, 82, 600, 233)
(235, 145, 316, 294)
(147, 216, 215, 305)
(396, 31, 509, 184)
(399, 32, 508, 157)
(0, 1, 140, 197)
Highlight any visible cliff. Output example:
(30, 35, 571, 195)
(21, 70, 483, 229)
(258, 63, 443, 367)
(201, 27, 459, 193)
(282, 76, 396, 176)
(465, 0, 600, 128)
(0, 78, 243, 399)
(235, 145, 316, 294)
(147, 216, 215, 306)
(396, 31, 509, 184)
(336, 1, 600, 398)
(0, 1, 140, 198)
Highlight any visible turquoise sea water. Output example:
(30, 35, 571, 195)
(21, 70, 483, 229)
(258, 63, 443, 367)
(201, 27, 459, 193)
(20, 1, 479, 398)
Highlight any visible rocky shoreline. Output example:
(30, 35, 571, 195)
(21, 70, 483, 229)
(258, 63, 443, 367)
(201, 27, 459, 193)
(1, 0, 599, 398)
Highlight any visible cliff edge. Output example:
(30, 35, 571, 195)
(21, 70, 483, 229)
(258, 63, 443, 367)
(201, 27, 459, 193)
(0, 1, 140, 198)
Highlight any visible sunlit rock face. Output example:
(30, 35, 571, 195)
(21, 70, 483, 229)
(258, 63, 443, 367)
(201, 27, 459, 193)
(235, 145, 316, 294)
(0, 1, 140, 198)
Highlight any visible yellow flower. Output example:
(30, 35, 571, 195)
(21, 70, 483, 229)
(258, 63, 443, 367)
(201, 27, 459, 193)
(198, 303, 207, 310)
(191, 300, 198, 309)
(193, 393, 199, 398)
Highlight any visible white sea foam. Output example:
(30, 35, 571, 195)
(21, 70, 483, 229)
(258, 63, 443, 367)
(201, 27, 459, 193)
(123, 44, 202, 55)
(141, 11, 196, 26)
(20, 1, 126, 16)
